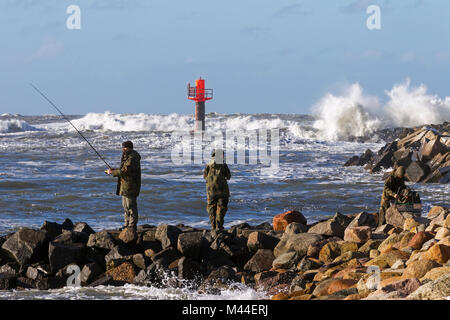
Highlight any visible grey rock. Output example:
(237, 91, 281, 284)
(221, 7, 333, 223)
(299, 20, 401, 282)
(274, 232, 324, 258)
(155, 224, 182, 249)
(177, 232, 205, 261)
(73, 222, 95, 235)
(407, 273, 450, 300)
(284, 222, 308, 235)
(347, 212, 378, 229)
(87, 231, 116, 250)
(1, 228, 48, 269)
(272, 251, 299, 269)
(80, 262, 103, 286)
(243, 249, 275, 273)
(307, 212, 352, 238)
(151, 247, 182, 268)
(48, 241, 86, 273)
(246, 231, 280, 252)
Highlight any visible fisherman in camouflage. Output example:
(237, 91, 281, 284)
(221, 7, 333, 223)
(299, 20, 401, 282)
(107, 141, 141, 230)
(378, 166, 406, 227)
(203, 149, 231, 230)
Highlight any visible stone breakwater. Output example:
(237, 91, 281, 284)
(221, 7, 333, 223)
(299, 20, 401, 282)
(0, 207, 449, 300)
(345, 122, 450, 183)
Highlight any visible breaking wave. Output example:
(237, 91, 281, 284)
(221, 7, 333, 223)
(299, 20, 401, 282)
(0, 119, 39, 133)
(311, 79, 450, 141)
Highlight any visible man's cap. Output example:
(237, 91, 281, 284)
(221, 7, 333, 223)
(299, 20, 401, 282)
(395, 166, 405, 178)
(122, 141, 133, 149)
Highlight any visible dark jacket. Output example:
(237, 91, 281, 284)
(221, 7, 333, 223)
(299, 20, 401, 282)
(112, 149, 141, 197)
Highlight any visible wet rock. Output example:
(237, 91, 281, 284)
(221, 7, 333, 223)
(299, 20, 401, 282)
(344, 149, 374, 167)
(61, 218, 74, 230)
(88, 274, 114, 287)
(48, 240, 86, 273)
(80, 262, 103, 286)
(1, 228, 49, 270)
(87, 231, 116, 250)
(307, 212, 352, 238)
(177, 232, 206, 261)
(273, 211, 307, 232)
(0, 275, 17, 290)
(203, 265, 238, 287)
(177, 256, 202, 281)
(274, 232, 323, 258)
(151, 247, 182, 268)
(155, 224, 182, 249)
(40, 221, 63, 240)
(247, 231, 280, 252)
(244, 249, 275, 273)
(73, 222, 95, 235)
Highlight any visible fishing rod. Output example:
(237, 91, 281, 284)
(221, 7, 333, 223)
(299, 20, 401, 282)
(29, 83, 112, 170)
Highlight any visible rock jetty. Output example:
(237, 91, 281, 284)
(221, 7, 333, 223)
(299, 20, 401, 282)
(1, 207, 449, 300)
(345, 122, 450, 183)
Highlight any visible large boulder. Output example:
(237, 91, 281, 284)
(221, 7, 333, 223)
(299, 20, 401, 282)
(40, 221, 63, 240)
(274, 233, 323, 258)
(87, 231, 116, 250)
(177, 256, 202, 281)
(402, 259, 441, 279)
(80, 262, 103, 286)
(118, 228, 138, 245)
(307, 213, 352, 238)
(48, 241, 86, 273)
(273, 211, 307, 232)
(73, 222, 95, 235)
(155, 224, 182, 249)
(347, 212, 378, 229)
(385, 207, 419, 229)
(243, 249, 275, 273)
(177, 232, 206, 261)
(1, 228, 48, 269)
(405, 161, 431, 183)
(247, 231, 279, 252)
(105, 261, 137, 285)
(150, 247, 182, 268)
(344, 226, 372, 244)
(407, 273, 450, 300)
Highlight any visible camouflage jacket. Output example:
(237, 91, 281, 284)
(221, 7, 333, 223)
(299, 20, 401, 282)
(203, 159, 231, 199)
(112, 149, 141, 197)
(381, 173, 406, 203)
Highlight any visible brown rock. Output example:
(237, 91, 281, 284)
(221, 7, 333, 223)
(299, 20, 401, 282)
(403, 218, 421, 231)
(435, 228, 450, 240)
(118, 228, 138, 245)
(273, 211, 307, 232)
(344, 226, 372, 243)
(408, 232, 432, 250)
(378, 233, 404, 253)
(289, 294, 313, 300)
(445, 214, 450, 229)
(402, 259, 441, 279)
(421, 244, 450, 264)
(105, 262, 137, 284)
(271, 292, 289, 300)
(365, 249, 410, 269)
(327, 279, 358, 295)
(306, 237, 341, 258)
(420, 266, 450, 281)
(399, 232, 415, 249)
(381, 278, 421, 296)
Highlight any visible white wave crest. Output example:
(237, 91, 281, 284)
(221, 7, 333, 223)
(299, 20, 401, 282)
(311, 79, 450, 141)
(0, 119, 38, 133)
(312, 83, 382, 141)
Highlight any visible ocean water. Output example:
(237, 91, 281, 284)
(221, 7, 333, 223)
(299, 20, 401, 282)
(0, 81, 449, 299)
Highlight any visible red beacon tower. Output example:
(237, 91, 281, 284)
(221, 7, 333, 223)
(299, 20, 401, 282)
(187, 77, 213, 131)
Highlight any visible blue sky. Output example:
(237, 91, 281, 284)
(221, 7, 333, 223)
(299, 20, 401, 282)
(0, 0, 449, 115)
